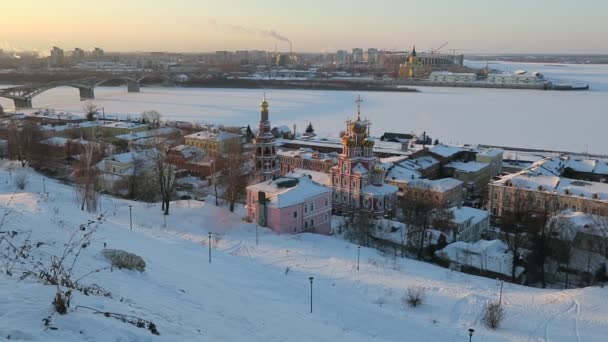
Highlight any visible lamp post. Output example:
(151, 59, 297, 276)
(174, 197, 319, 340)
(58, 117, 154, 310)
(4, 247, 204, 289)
(256, 224, 259, 246)
(208, 232, 212, 263)
(42, 177, 46, 194)
(468, 328, 474, 342)
(309, 277, 314, 313)
(499, 280, 504, 306)
(129, 205, 133, 230)
(357, 246, 361, 271)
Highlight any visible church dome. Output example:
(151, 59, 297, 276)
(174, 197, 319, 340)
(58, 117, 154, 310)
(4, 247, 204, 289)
(372, 164, 384, 173)
(362, 137, 374, 148)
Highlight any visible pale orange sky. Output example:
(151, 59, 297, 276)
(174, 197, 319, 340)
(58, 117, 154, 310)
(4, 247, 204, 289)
(1, 0, 607, 53)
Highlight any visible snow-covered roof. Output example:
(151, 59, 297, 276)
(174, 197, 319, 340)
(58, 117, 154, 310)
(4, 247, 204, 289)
(493, 156, 608, 201)
(449, 206, 489, 226)
(407, 178, 463, 193)
(39, 121, 102, 132)
(285, 168, 331, 186)
(429, 144, 468, 158)
(362, 183, 398, 196)
(185, 130, 241, 142)
(436, 240, 524, 277)
(115, 127, 179, 141)
(445, 161, 489, 173)
(277, 148, 338, 162)
(476, 148, 504, 158)
(247, 176, 331, 208)
(101, 121, 148, 129)
(273, 125, 291, 134)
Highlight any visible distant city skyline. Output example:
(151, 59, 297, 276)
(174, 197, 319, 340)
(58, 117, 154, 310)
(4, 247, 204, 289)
(2, 0, 607, 54)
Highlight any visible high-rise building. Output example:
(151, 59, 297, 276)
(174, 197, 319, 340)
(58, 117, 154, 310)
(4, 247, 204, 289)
(365, 48, 379, 64)
(330, 96, 398, 217)
(335, 50, 348, 64)
(352, 48, 364, 62)
(92, 47, 104, 61)
(72, 48, 85, 63)
(49, 46, 65, 68)
(254, 96, 280, 182)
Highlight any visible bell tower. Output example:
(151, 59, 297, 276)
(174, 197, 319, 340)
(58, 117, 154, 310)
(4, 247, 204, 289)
(254, 95, 280, 182)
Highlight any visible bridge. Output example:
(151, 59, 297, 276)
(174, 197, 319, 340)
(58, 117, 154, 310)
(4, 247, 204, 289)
(0, 74, 173, 109)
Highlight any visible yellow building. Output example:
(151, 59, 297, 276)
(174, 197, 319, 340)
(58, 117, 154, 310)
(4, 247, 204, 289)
(184, 130, 242, 155)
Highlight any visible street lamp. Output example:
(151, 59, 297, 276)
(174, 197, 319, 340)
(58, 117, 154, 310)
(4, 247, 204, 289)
(309, 277, 314, 313)
(499, 280, 504, 306)
(468, 328, 474, 342)
(208, 232, 212, 263)
(256, 224, 259, 246)
(129, 205, 133, 230)
(357, 246, 361, 271)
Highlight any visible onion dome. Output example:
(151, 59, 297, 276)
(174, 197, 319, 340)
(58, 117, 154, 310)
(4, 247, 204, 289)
(347, 139, 356, 148)
(372, 164, 384, 173)
(342, 136, 350, 146)
(362, 137, 375, 148)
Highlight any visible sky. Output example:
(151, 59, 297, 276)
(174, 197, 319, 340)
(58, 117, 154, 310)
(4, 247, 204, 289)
(1, 0, 607, 54)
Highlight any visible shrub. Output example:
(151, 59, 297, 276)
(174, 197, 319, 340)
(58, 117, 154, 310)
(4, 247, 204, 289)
(14, 172, 27, 190)
(482, 302, 505, 329)
(403, 286, 426, 308)
(102, 249, 146, 272)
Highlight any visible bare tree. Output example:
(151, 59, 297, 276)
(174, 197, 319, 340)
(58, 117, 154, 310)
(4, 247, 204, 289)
(400, 184, 447, 260)
(217, 145, 249, 212)
(141, 110, 162, 128)
(7, 118, 43, 167)
(75, 134, 103, 212)
(501, 190, 534, 282)
(346, 211, 374, 247)
(83, 102, 99, 121)
(151, 140, 177, 215)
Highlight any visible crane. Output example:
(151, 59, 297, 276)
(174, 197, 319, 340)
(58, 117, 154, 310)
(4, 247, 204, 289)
(431, 42, 448, 54)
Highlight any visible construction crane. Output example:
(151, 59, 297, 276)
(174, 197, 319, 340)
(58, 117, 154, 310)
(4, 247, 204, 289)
(430, 42, 448, 54)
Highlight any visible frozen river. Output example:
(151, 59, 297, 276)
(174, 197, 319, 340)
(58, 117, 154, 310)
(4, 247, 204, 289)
(1, 62, 607, 154)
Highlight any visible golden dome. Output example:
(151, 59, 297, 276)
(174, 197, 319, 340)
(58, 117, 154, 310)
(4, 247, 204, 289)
(373, 164, 384, 173)
(341, 136, 350, 146)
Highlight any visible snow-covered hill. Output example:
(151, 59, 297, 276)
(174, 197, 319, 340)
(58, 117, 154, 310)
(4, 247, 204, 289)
(0, 161, 606, 341)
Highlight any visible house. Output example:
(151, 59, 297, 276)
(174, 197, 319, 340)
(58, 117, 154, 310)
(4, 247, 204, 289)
(443, 161, 492, 197)
(115, 127, 183, 150)
(246, 176, 333, 235)
(167, 144, 216, 178)
(184, 130, 242, 155)
(277, 148, 338, 175)
(100, 121, 149, 137)
(447, 206, 490, 242)
(488, 156, 608, 219)
(435, 240, 525, 281)
(398, 178, 464, 208)
(97, 150, 157, 195)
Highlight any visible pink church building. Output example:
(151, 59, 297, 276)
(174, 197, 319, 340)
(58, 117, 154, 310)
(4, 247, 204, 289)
(246, 176, 333, 235)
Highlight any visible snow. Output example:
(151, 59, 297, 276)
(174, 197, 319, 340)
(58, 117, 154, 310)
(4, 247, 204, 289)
(449, 206, 490, 226)
(429, 144, 468, 158)
(3, 61, 608, 154)
(446, 161, 489, 173)
(436, 240, 524, 278)
(246, 176, 331, 208)
(185, 130, 241, 141)
(115, 127, 179, 141)
(286, 168, 331, 186)
(409, 178, 463, 192)
(362, 183, 399, 196)
(0, 161, 607, 341)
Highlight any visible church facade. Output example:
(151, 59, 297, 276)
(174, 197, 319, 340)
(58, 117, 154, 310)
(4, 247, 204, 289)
(330, 96, 398, 217)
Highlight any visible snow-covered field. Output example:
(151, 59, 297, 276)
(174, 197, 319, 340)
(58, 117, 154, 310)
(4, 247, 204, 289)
(1, 62, 608, 154)
(1, 161, 606, 341)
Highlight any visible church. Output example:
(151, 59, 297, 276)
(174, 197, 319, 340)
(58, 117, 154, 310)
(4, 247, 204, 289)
(330, 96, 398, 217)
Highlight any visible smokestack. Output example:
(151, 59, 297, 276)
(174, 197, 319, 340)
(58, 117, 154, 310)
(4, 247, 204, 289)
(289, 42, 293, 54)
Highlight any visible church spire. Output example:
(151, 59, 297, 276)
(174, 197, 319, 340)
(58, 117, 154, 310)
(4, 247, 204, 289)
(355, 94, 363, 121)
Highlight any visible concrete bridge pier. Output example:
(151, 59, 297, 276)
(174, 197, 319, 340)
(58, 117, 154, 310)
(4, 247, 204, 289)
(127, 80, 140, 93)
(14, 98, 33, 109)
(79, 87, 95, 100)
